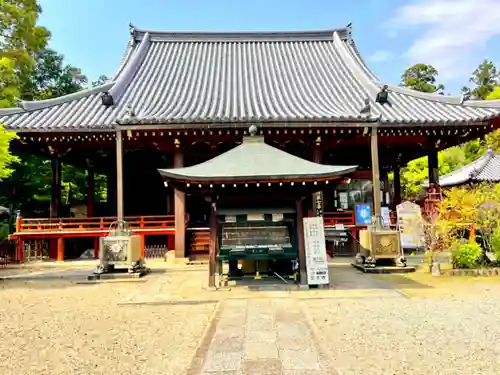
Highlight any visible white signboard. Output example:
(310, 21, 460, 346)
(396, 201, 424, 249)
(303, 217, 330, 286)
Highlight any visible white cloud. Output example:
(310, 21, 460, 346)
(369, 50, 393, 62)
(387, 0, 500, 81)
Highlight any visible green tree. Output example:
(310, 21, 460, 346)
(468, 60, 499, 99)
(0, 0, 50, 85)
(0, 47, 106, 215)
(401, 147, 469, 198)
(91, 75, 109, 87)
(484, 88, 500, 151)
(0, 57, 19, 107)
(21, 48, 88, 100)
(401, 63, 445, 93)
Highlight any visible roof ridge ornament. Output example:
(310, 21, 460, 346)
(129, 22, 137, 46)
(101, 91, 114, 107)
(460, 92, 470, 105)
(375, 85, 390, 105)
(248, 124, 258, 136)
(359, 97, 371, 115)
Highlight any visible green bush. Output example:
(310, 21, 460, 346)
(451, 241, 482, 269)
(491, 226, 500, 260)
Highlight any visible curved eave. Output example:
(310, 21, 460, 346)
(158, 166, 358, 184)
(117, 115, 379, 125)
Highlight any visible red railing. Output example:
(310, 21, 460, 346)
(323, 211, 355, 226)
(15, 215, 175, 234)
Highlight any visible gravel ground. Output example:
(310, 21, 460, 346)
(0, 273, 216, 375)
(303, 291, 500, 375)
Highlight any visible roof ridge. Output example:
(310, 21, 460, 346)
(0, 82, 114, 115)
(132, 28, 350, 42)
(331, 31, 381, 101)
(469, 150, 493, 178)
(109, 32, 151, 103)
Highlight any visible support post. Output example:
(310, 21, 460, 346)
(312, 147, 323, 217)
(174, 150, 186, 258)
(296, 198, 307, 285)
(87, 164, 95, 218)
(371, 127, 383, 229)
(428, 138, 439, 187)
(208, 201, 217, 288)
(115, 130, 124, 222)
(393, 164, 402, 207)
(57, 237, 65, 262)
(50, 156, 61, 218)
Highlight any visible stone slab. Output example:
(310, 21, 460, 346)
(202, 351, 242, 373)
(280, 349, 320, 371)
(351, 263, 416, 274)
(243, 342, 279, 360)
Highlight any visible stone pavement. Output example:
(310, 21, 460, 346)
(189, 299, 337, 375)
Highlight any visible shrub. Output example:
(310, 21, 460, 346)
(451, 241, 482, 269)
(491, 225, 500, 260)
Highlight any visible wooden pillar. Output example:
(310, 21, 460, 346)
(50, 156, 61, 218)
(371, 127, 382, 228)
(115, 130, 124, 221)
(87, 165, 95, 218)
(296, 198, 307, 285)
(140, 234, 146, 258)
(16, 239, 23, 262)
(393, 165, 402, 206)
(57, 237, 65, 261)
(208, 201, 217, 288)
(174, 149, 186, 258)
(312, 147, 323, 217)
(428, 138, 439, 186)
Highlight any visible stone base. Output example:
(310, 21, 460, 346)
(443, 268, 500, 277)
(87, 267, 151, 281)
(351, 263, 416, 274)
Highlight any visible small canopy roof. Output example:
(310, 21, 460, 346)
(158, 133, 357, 183)
(423, 148, 500, 188)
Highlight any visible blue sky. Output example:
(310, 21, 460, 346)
(38, 0, 500, 95)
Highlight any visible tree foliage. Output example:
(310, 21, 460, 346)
(0, 46, 106, 214)
(0, 0, 50, 84)
(0, 57, 19, 107)
(0, 2, 105, 216)
(467, 60, 500, 99)
(21, 48, 87, 100)
(91, 75, 109, 87)
(401, 63, 445, 94)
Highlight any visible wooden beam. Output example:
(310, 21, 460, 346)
(174, 149, 186, 258)
(371, 127, 382, 227)
(57, 237, 65, 261)
(296, 198, 307, 285)
(208, 201, 217, 288)
(50, 156, 61, 218)
(393, 165, 402, 207)
(115, 130, 124, 221)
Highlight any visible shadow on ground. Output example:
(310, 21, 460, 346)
(0, 268, 168, 290)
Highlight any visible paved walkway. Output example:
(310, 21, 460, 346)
(190, 299, 336, 375)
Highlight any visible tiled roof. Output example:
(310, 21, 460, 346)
(423, 148, 500, 187)
(1, 26, 500, 132)
(158, 135, 357, 182)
